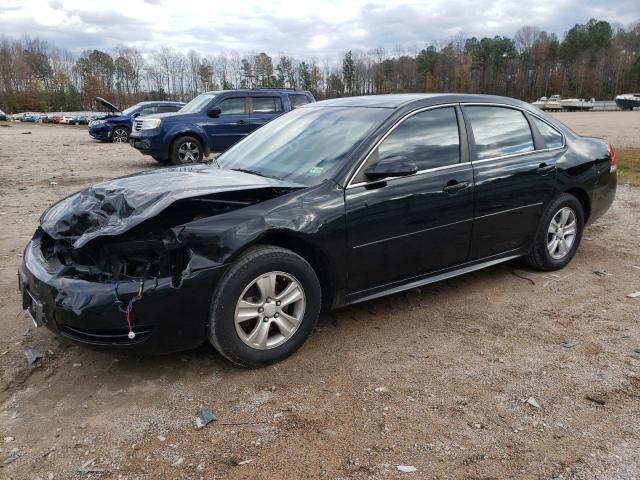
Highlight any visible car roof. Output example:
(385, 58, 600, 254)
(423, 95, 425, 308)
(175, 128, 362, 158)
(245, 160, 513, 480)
(202, 89, 312, 95)
(310, 93, 534, 109)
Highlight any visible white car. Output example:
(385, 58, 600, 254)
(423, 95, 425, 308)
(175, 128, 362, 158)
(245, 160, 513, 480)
(60, 115, 77, 124)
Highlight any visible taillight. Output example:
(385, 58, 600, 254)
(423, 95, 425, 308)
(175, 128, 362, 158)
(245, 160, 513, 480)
(609, 144, 617, 173)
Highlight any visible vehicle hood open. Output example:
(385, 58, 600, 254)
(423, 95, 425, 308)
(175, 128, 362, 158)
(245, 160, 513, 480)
(95, 96, 121, 113)
(40, 165, 304, 248)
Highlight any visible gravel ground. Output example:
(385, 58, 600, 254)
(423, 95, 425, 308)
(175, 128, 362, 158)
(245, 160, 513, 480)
(0, 116, 639, 479)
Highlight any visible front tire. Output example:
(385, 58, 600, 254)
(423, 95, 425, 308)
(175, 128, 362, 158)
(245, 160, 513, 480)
(171, 136, 203, 164)
(524, 193, 584, 271)
(111, 127, 130, 143)
(209, 246, 322, 368)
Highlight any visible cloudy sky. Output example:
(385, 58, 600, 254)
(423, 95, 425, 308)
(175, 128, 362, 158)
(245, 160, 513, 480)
(1, 0, 638, 58)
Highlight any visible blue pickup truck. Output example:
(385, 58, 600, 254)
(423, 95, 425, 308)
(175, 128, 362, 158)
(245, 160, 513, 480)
(89, 97, 184, 143)
(129, 89, 315, 164)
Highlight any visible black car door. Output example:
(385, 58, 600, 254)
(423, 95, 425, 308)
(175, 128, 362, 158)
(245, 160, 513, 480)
(344, 105, 474, 295)
(462, 105, 559, 259)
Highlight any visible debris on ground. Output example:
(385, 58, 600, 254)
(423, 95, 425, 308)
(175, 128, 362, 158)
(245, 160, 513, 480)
(24, 348, 43, 366)
(21, 131, 32, 135)
(634, 348, 640, 354)
(585, 394, 607, 406)
(3, 449, 23, 465)
(195, 406, 216, 430)
(593, 270, 613, 277)
(397, 465, 418, 473)
(77, 458, 107, 474)
(4, 436, 15, 443)
(374, 386, 389, 393)
(627, 292, 640, 299)
(171, 456, 184, 467)
(237, 459, 253, 465)
(526, 397, 541, 409)
(560, 339, 579, 349)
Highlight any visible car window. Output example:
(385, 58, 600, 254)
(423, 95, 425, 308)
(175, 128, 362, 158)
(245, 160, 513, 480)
(288, 94, 310, 109)
(156, 105, 181, 113)
(465, 106, 534, 160)
(138, 106, 156, 117)
(531, 116, 564, 149)
(364, 107, 460, 178)
(252, 96, 283, 114)
(219, 97, 247, 115)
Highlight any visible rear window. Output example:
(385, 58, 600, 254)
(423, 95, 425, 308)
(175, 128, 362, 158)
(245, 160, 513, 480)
(252, 96, 283, 114)
(531, 117, 564, 149)
(289, 94, 310, 109)
(465, 106, 534, 160)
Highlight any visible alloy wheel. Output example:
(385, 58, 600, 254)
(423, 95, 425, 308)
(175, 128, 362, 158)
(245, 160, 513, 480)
(177, 141, 200, 163)
(234, 271, 306, 350)
(547, 206, 577, 260)
(112, 128, 128, 143)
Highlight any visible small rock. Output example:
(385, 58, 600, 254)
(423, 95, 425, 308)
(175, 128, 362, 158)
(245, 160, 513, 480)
(157, 435, 166, 442)
(24, 349, 43, 366)
(397, 465, 418, 473)
(560, 339, 578, 349)
(72, 363, 82, 368)
(171, 456, 184, 467)
(195, 406, 216, 430)
(3, 449, 22, 465)
(627, 292, 640, 299)
(4, 437, 14, 443)
(526, 397, 541, 409)
(374, 387, 389, 393)
(633, 348, 640, 354)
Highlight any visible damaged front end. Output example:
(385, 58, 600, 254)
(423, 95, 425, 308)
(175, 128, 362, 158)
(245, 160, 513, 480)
(19, 165, 304, 353)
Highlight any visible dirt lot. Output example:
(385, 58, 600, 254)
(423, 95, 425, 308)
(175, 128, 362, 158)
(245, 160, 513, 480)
(0, 114, 639, 480)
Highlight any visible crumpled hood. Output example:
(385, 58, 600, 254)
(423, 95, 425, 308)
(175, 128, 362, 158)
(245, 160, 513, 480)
(40, 164, 303, 248)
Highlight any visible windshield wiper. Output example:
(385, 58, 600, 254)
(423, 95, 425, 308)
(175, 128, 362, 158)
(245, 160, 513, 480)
(230, 168, 277, 179)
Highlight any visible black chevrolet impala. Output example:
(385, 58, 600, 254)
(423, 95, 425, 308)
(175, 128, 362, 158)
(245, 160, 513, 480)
(18, 94, 617, 367)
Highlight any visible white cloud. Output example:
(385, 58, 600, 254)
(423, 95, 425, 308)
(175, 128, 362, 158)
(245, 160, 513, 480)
(0, 0, 638, 58)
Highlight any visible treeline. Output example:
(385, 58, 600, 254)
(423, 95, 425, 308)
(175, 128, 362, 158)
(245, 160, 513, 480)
(1, 18, 639, 113)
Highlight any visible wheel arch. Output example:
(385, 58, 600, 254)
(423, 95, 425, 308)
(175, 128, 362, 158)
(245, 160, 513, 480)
(229, 231, 335, 310)
(562, 187, 591, 223)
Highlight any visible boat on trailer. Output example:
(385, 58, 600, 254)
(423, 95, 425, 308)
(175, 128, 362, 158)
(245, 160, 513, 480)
(615, 93, 640, 110)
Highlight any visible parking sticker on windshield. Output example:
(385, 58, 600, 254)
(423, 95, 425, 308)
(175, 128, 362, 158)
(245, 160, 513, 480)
(308, 166, 324, 176)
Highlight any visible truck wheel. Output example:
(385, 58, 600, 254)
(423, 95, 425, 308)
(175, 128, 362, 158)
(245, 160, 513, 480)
(171, 136, 203, 164)
(524, 193, 584, 271)
(208, 246, 322, 368)
(112, 127, 130, 143)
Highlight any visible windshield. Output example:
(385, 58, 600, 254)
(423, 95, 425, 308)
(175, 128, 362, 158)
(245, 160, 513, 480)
(219, 106, 390, 186)
(121, 103, 142, 116)
(181, 93, 218, 113)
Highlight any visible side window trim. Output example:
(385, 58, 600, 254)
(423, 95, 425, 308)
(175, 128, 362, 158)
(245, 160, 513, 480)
(460, 102, 566, 163)
(347, 103, 466, 188)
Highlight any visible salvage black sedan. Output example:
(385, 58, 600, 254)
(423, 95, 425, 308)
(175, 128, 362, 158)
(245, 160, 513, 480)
(18, 94, 616, 367)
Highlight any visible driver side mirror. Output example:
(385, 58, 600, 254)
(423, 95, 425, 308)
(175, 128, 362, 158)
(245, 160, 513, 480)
(364, 155, 418, 180)
(208, 107, 222, 118)
(132, 112, 140, 118)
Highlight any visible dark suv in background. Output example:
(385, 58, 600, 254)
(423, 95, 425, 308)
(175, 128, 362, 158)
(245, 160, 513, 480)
(129, 89, 315, 164)
(88, 97, 184, 143)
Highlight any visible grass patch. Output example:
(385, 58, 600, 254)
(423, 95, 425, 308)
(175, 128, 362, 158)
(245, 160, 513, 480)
(616, 148, 640, 186)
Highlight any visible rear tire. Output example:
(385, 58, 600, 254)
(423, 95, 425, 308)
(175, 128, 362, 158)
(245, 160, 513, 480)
(208, 246, 322, 368)
(524, 193, 584, 271)
(171, 136, 203, 164)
